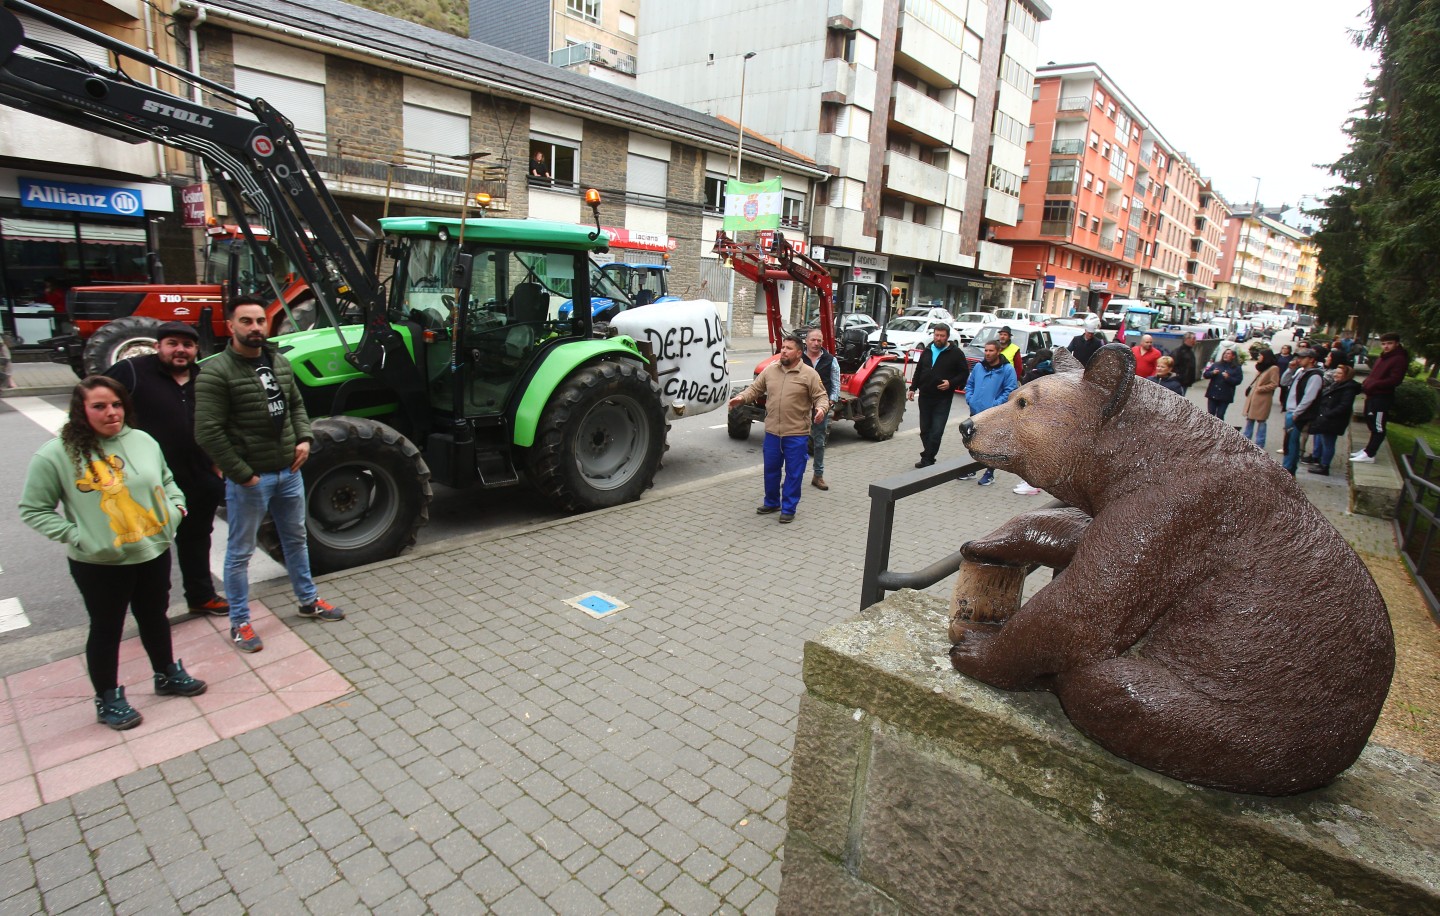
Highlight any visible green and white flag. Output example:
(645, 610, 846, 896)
(723, 177, 782, 231)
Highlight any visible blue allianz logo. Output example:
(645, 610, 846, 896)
(19, 178, 146, 216)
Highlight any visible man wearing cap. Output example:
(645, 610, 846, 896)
(996, 326, 1023, 379)
(105, 322, 227, 615)
(1067, 318, 1104, 366)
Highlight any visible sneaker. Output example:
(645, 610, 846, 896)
(1013, 484, 1042, 495)
(231, 623, 263, 653)
(978, 471, 995, 487)
(1275, 448, 1287, 454)
(188, 596, 229, 617)
(154, 660, 207, 697)
(958, 471, 977, 480)
(1300, 456, 1319, 465)
(1351, 453, 1375, 464)
(915, 458, 936, 468)
(1306, 467, 1331, 476)
(298, 598, 345, 622)
(95, 686, 142, 731)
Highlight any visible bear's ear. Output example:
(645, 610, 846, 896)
(1083, 344, 1135, 420)
(1052, 346, 1082, 375)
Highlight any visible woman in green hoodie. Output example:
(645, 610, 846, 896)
(19, 376, 207, 730)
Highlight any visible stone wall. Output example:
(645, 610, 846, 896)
(780, 590, 1440, 915)
(326, 58, 403, 156)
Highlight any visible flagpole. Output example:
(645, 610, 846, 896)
(726, 50, 757, 340)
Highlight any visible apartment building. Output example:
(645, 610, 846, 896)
(1290, 236, 1321, 312)
(638, 0, 1052, 315)
(468, 0, 640, 87)
(995, 63, 1228, 316)
(1214, 208, 1304, 312)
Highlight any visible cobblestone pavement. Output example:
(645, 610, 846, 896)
(0, 352, 1427, 914)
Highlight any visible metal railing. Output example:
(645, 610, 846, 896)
(550, 41, 637, 75)
(860, 457, 1062, 610)
(1051, 138, 1084, 155)
(1098, 234, 1116, 249)
(1057, 96, 1091, 112)
(1396, 439, 1440, 621)
(301, 129, 510, 205)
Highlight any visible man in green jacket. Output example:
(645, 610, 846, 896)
(195, 298, 345, 653)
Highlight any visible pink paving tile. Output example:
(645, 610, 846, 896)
(0, 777, 40, 821)
(0, 722, 21, 753)
(6, 655, 86, 694)
(192, 670, 265, 704)
(0, 701, 13, 728)
(128, 694, 203, 731)
(176, 648, 251, 685)
(38, 744, 137, 804)
(128, 717, 220, 770)
(206, 693, 292, 740)
(254, 651, 333, 691)
(29, 718, 124, 770)
(0, 746, 33, 780)
(18, 696, 102, 744)
(276, 671, 353, 714)
(241, 626, 310, 664)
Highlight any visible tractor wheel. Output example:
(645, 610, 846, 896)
(853, 367, 906, 441)
(82, 317, 167, 375)
(272, 296, 319, 337)
(727, 406, 752, 440)
(258, 417, 431, 574)
(529, 360, 666, 511)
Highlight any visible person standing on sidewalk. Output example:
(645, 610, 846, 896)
(1173, 332, 1199, 389)
(1066, 317, 1104, 366)
(907, 323, 968, 469)
(195, 298, 345, 654)
(1280, 348, 1325, 477)
(1353, 333, 1409, 464)
(964, 341, 1018, 487)
(105, 322, 227, 618)
(19, 376, 206, 730)
(1307, 363, 1362, 476)
(1240, 349, 1280, 449)
(1131, 334, 1162, 378)
(996, 326, 1023, 379)
(802, 328, 840, 490)
(729, 335, 829, 524)
(1201, 348, 1244, 420)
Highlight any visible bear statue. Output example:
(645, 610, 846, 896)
(950, 343, 1394, 796)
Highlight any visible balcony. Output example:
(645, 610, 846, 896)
(1104, 202, 1121, 218)
(1046, 179, 1078, 196)
(890, 81, 957, 146)
(896, 10, 962, 88)
(983, 188, 1019, 225)
(1098, 234, 1116, 250)
(977, 239, 1012, 273)
(550, 41, 636, 75)
(815, 134, 871, 179)
(308, 130, 509, 210)
(1128, 210, 1142, 230)
(1040, 220, 1072, 237)
(1051, 138, 1085, 156)
(879, 216, 945, 262)
(1133, 177, 1148, 196)
(884, 151, 949, 206)
(1056, 97, 1092, 117)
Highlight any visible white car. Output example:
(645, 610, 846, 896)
(987, 307, 1036, 325)
(949, 311, 990, 342)
(868, 316, 953, 351)
(901, 306, 955, 323)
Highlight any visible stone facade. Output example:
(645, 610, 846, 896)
(580, 120, 628, 197)
(665, 144, 703, 298)
(326, 58, 403, 157)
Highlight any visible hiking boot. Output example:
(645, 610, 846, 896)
(154, 660, 207, 697)
(756, 505, 780, 514)
(95, 686, 142, 731)
(188, 596, 229, 617)
(298, 598, 345, 622)
(811, 475, 829, 490)
(1306, 466, 1331, 476)
(915, 458, 936, 468)
(231, 623, 263, 653)
(779, 513, 795, 524)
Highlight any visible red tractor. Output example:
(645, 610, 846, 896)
(717, 231, 907, 441)
(55, 223, 316, 376)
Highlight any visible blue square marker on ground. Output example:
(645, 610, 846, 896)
(565, 592, 629, 619)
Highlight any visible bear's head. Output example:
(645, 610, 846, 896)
(960, 344, 1135, 503)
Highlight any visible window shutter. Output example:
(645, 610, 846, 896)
(627, 154, 667, 200)
(403, 104, 470, 157)
(16, 13, 108, 66)
(233, 67, 326, 137)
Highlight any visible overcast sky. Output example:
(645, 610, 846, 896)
(1037, 0, 1377, 210)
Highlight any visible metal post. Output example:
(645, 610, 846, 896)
(725, 51, 757, 338)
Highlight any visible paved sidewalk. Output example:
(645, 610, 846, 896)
(0, 347, 1430, 913)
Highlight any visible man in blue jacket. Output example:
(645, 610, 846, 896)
(964, 341, 1019, 486)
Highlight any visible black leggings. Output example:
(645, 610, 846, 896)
(68, 551, 174, 694)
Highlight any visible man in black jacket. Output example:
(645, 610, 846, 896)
(105, 322, 227, 616)
(1173, 331, 1198, 388)
(908, 324, 969, 467)
(1066, 318, 1105, 366)
(1305, 363, 1362, 476)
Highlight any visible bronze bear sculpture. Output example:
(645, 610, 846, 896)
(951, 343, 1394, 796)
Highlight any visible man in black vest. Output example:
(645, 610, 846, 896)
(802, 328, 840, 490)
(105, 322, 227, 616)
(908, 323, 969, 467)
(1173, 331, 1198, 388)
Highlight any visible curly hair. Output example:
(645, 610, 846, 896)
(60, 376, 133, 476)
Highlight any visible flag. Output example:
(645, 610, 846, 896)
(723, 177, 782, 231)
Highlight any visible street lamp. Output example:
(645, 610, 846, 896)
(726, 50, 757, 338)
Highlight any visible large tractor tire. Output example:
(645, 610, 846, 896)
(853, 366, 907, 441)
(259, 417, 431, 574)
(272, 296, 319, 337)
(82, 316, 166, 375)
(727, 407, 753, 440)
(529, 360, 666, 512)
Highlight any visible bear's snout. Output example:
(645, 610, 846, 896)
(959, 418, 975, 443)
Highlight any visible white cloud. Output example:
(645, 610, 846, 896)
(1037, 0, 1377, 208)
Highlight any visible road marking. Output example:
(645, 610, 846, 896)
(0, 597, 29, 634)
(7, 397, 67, 435)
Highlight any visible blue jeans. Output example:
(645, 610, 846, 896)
(1242, 417, 1268, 448)
(762, 433, 809, 515)
(917, 395, 954, 463)
(810, 416, 830, 476)
(1282, 412, 1304, 474)
(1317, 433, 1338, 471)
(224, 468, 317, 625)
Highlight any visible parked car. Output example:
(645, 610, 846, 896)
(949, 311, 991, 342)
(963, 324, 1054, 368)
(986, 307, 1036, 325)
(868, 315, 953, 351)
(901, 306, 955, 323)
(838, 313, 880, 335)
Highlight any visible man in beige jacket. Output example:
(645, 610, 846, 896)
(729, 335, 830, 523)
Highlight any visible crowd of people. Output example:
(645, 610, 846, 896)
(19, 299, 346, 732)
